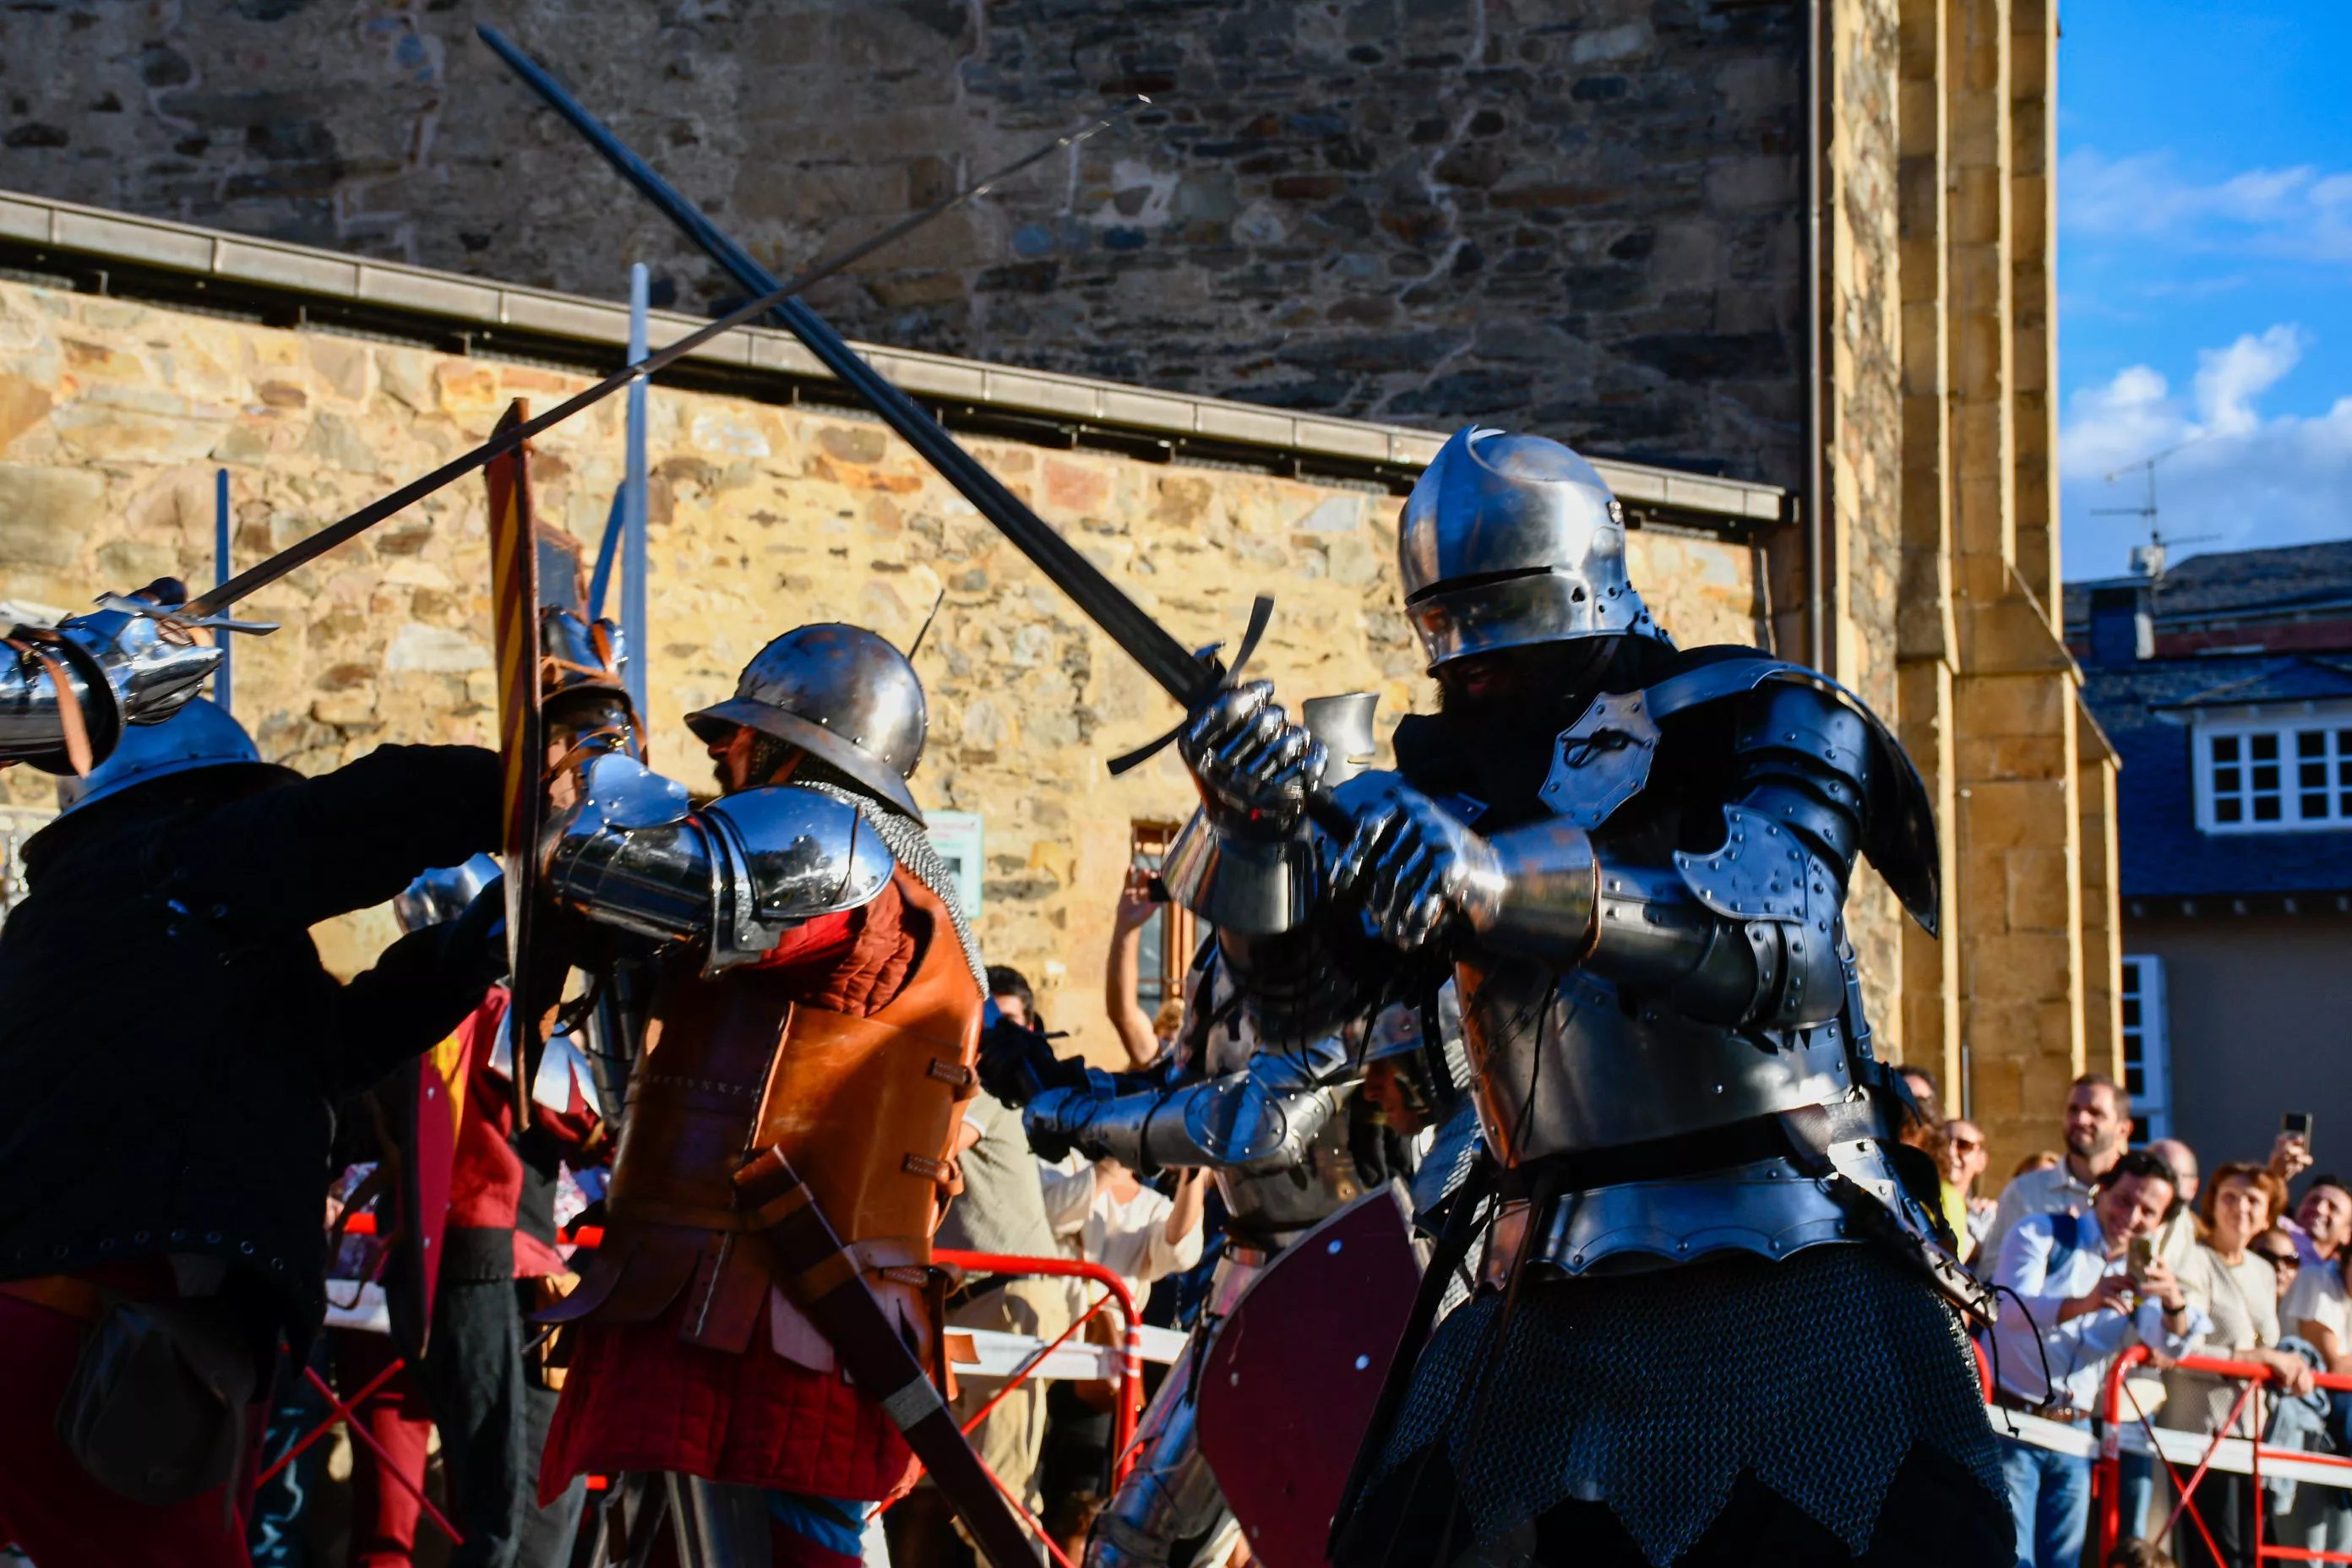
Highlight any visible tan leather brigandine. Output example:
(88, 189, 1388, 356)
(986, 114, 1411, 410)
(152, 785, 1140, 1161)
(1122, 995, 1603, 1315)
(547, 867, 982, 1372)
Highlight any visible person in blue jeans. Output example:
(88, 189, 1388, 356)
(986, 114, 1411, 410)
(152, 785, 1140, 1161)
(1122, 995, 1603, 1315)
(1990, 1149, 2209, 1567)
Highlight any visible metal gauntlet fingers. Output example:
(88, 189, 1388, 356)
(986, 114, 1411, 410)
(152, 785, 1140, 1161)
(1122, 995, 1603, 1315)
(1179, 680, 1327, 833)
(1334, 787, 1508, 950)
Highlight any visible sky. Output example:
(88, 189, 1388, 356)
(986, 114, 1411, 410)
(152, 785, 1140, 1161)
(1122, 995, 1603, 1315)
(2058, 0, 2352, 580)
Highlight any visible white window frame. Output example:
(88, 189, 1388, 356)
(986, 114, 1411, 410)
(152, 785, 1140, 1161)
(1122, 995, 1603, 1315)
(2191, 701, 2352, 835)
(2121, 955, 2170, 1142)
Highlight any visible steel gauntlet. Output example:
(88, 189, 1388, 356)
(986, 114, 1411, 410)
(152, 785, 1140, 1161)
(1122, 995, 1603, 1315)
(0, 601, 222, 770)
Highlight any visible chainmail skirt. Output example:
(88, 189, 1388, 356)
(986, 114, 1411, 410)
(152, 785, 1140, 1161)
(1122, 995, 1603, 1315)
(1354, 1244, 2005, 1566)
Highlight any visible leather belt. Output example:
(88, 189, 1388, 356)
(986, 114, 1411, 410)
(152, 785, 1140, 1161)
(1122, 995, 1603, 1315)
(1994, 1391, 2085, 1424)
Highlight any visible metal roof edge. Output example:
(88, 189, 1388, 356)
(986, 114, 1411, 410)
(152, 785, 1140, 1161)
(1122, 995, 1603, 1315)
(0, 186, 1785, 525)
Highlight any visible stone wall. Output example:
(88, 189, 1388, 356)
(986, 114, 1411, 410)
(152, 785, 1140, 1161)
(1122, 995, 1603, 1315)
(0, 0, 1807, 483)
(0, 276, 1771, 1060)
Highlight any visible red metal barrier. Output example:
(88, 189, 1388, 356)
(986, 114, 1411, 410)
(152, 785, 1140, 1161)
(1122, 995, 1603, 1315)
(2095, 1345, 2352, 1564)
(331, 1213, 1150, 1555)
(934, 1247, 1148, 1484)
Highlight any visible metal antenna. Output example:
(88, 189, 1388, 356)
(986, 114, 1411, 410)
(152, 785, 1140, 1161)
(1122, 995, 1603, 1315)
(907, 588, 947, 658)
(2093, 435, 2215, 580)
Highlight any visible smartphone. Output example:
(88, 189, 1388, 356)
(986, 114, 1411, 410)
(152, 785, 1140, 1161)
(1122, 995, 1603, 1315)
(2127, 1237, 2155, 1278)
(2284, 1111, 2316, 1146)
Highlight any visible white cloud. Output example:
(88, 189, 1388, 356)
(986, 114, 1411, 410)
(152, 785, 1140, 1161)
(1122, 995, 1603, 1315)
(2061, 324, 2352, 575)
(2194, 324, 2304, 435)
(2061, 150, 2352, 264)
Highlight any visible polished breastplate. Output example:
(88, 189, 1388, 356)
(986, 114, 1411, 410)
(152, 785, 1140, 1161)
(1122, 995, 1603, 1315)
(1462, 959, 1858, 1167)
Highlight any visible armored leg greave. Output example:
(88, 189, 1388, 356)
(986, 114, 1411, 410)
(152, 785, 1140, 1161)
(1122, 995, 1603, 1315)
(1086, 1337, 1231, 1568)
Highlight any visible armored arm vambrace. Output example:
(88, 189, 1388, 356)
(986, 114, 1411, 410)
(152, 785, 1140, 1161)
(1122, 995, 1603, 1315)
(1069, 1069, 1345, 1179)
(1467, 830, 1846, 1032)
(542, 752, 896, 972)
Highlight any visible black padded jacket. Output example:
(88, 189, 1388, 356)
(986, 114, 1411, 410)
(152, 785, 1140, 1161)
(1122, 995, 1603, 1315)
(0, 743, 501, 1350)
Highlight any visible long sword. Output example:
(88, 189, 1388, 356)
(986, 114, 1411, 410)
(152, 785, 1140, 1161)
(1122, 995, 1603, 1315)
(482, 32, 1241, 733)
(179, 98, 1134, 621)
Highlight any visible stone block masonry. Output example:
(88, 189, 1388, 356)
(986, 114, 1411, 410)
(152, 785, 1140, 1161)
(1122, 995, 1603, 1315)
(0, 276, 1770, 1061)
(0, 0, 1807, 486)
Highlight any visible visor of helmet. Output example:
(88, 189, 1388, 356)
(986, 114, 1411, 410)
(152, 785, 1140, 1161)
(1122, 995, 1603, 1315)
(685, 700, 923, 822)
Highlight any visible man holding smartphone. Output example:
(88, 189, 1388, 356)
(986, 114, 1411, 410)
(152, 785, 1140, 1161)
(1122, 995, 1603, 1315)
(1990, 1149, 2210, 1567)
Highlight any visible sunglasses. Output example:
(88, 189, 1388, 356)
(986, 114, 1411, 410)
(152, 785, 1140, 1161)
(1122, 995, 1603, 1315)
(1952, 1137, 1984, 1152)
(2255, 1250, 2301, 1268)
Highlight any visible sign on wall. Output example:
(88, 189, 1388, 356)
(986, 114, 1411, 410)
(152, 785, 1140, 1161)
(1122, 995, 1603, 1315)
(926, 810, 983, 919)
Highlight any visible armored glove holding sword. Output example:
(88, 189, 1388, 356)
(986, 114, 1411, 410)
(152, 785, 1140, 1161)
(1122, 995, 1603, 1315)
(0, 576, 246, 776)
(1170, 428, 2010, 1568)
(988, 695, 1467, 1568)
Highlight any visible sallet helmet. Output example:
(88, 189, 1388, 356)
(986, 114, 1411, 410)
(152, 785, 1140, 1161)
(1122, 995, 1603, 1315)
(393, 852, 503, 934)
(52, 695, 297, 819)
(684, 623, 927, 821)
(1396, 426, 1668, 671)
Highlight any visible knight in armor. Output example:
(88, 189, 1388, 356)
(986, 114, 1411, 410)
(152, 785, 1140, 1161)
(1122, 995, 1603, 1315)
(0, 576, 226, 772)
(986, 696, 1430, 1568)
(530, 622, 990, 1566)
(1169, 427, 2010, 1568)
(0, 700, 505, 1566)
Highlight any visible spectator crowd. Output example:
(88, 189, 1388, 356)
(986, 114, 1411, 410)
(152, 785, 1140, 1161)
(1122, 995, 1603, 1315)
(1897, 1062, 2352, 1568)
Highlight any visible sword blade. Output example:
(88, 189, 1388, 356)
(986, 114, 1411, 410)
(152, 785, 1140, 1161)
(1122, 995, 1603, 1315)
(491, 38, 1218, 708)
(181, 95, 1127, 621)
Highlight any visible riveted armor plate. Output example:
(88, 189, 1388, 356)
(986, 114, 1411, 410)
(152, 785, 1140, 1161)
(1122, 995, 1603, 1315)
(1672, 803, 1827, 922)
(1538, 690, 1661, 828)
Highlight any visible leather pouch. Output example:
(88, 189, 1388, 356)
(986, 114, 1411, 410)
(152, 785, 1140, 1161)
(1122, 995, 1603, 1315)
(55, 1294, 255, 1507)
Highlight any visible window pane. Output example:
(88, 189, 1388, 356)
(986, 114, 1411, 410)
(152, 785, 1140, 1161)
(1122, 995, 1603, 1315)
(2218, 798, 2243, 822)
(2253, 733, 2279, 760)
(2301, 732, 2328, 758)
(2256, 795, 2283, 821)
(2305, 793, 2331, 819)
(2338, 729, 2352, 754)
(2215, 767, 2241, 792)
(2305, 760, 2331, 789)
(2123, 999, 2142, 1026)
(2214, 736, 2241, 762)
(2126, 1064, 2147, 1097)
(2253, 764, 2280, 792)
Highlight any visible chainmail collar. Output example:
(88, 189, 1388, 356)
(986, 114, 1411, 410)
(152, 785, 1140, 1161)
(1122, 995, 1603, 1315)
(796, 780, 987, 993)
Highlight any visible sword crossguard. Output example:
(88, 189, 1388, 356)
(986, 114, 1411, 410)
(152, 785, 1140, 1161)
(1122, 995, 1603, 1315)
(1105, 594, 1276, 778)
(92, 593, 280, 640)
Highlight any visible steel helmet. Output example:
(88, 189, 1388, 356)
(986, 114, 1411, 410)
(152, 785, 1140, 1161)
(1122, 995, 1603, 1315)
(393, 852, 503, 934)
(684, 623, 927, 820)
(52, 696, 296, 819)
(1397, 426, 1667, 671)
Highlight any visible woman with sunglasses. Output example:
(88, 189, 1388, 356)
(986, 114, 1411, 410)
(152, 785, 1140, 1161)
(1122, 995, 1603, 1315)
(2253, 1228, 2305, 1302)
(2165, 1162, 2316, 1568)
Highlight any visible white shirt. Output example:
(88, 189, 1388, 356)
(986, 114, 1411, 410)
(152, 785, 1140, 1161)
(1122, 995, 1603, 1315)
(1040, 1161, 1205, 1304)
(1991, 1206, 2208, 1416)
(2284, 1259, 2352, 1349)
(1979, 1160, 2099, 1271)
(2166, 1244, 2284, 1435)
